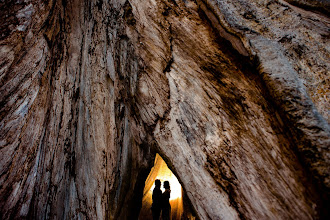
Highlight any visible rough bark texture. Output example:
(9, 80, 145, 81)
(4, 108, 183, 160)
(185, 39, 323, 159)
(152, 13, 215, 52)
(0, 0, 329, 219)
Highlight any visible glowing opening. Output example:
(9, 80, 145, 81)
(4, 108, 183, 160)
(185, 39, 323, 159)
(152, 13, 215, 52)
(149, 167, 182, 200)
(139, 154, 183, 220)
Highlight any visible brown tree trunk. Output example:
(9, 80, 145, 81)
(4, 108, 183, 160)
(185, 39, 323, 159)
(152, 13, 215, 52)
(1, 0, 329, 219)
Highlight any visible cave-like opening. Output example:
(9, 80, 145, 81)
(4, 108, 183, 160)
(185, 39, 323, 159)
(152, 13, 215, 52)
(138, 154, 196, 220)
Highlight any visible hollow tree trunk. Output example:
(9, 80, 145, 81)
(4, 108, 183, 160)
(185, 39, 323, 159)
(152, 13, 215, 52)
(0, 0, 329, 219)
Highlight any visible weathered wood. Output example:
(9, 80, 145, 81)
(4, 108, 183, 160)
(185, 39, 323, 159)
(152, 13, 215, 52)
(0, 0, 329, 219)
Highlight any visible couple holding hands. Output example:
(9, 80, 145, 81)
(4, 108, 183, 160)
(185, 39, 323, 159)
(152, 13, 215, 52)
(151, 179, 171, 220)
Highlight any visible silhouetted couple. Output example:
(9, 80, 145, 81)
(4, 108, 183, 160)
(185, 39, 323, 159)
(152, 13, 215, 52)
(151, 179, 171, 220)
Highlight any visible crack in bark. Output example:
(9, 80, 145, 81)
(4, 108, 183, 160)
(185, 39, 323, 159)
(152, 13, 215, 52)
(163, 23, 174, 74)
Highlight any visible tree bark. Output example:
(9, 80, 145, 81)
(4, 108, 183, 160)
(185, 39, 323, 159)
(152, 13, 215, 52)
(1, 0, 329, 219)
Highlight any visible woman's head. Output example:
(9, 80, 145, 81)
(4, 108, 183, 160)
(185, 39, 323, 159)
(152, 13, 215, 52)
(163, 181, 170, 189)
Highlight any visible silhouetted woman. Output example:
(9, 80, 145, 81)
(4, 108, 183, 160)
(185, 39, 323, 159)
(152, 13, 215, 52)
(162, 181, 171, 220)
(152, 179, 162, 220)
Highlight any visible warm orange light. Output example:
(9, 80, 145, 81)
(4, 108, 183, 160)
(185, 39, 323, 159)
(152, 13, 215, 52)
(150, 172, 182, 200)
(139, 154, 183, 220)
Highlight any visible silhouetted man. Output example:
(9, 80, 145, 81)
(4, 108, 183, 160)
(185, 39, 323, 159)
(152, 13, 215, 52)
(151, 179, 162, 220)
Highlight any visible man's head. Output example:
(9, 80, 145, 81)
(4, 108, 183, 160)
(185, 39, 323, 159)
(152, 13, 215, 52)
(155, 179, 161, 188)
